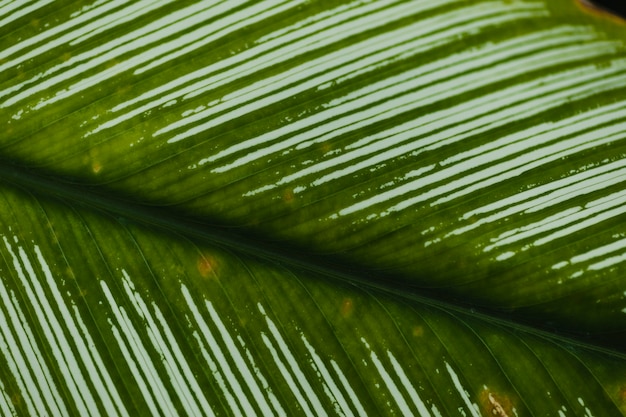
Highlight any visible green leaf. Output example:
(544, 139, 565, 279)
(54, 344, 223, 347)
(1, 0, 626, 416)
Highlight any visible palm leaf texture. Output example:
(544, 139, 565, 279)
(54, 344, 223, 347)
(1, 0, 626, 415)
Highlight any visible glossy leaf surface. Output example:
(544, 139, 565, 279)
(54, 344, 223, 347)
(1, 0, 626, 415)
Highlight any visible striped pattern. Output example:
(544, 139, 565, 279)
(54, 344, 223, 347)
(2, 0, 626, 293)
(0, 218, 622, 416)
(2, 1, 626, 415)
(0, 231, 455, 416)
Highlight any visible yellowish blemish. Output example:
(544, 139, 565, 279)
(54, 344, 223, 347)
(283, 188, 295, 204)
(197, 253, 218, 279)
(62, 52, 72, 62)
(65, 267, 76, 280)
(478, 387, 515, 417)
(92, 161, 102, 174)
(412, 326, 424, 337)
(340, 298, 354, 318)
(320, 142, 333, 154)
(11, 392, 21, 408)
(30, 19, 40, 28)
(116, 83, 132, 95)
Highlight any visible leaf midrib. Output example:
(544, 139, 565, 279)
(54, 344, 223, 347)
(3, 157, 624, 359)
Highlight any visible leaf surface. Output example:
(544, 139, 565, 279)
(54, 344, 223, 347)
(1, 0, 626, 415)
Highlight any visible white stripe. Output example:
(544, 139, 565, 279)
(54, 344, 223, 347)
(334, 105, 626, 219)
(300, 334, 353, 417)
(439, 97, 626, 169)
(136, 0, 294, 74)
(19, 246, 97, 416)
(486, 189, 626, 252)
(588, 251, 626, 271)
(451, 156, 626, 238)
(184, 2, 544, 157)
(445, 362, 481, 417)
(0, 238, 69, 416)
(387, 351, 432, 417)
(432, 125, 626, 209)
(258, 303, 327, 416)
(212, 28, 605, 177)
(0, 288, 55, 416)
(89, 0, 408, 136)
(261, 333, 316, 416)
(361, 338, 413, 415)
(166, 1, 533, 146)
(316, 42, 618, 177)
(569, 237, 626, 266)
(152, 306, 214, 415)
(0, 1, 171, 101)
(101, 281, 179, 416)
(332, 58, 620, 175)
(0, 0, 53, 30)
(0, 0, 32, 20)
(237, 335, 287, 416)
(536, 190, 626, 245)
(106, 321, 162, 417)
(4, 238, 95, 416)
(245, 26, 607, 196)
(255, 0, 396, 44)
(1, 1, 242, 108)
(181, 286, 244, 416)
(190, 331, 238, 416)
(70, 0, 172, 46)
(431, 404, 444, 417)
(205, 300, 276, 416)
(33, 245, 128, 416)
(0, 378, 16, 417)
(71, 305, 129, 417)
(120, 271, 207, 417)
(330, 360, 369, 417)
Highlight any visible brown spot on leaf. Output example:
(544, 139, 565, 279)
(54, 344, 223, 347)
(412, 326, 424, 337)
(283, 188, 295, 204)
(11, 392, 21, 408)
(197, 253, 218, 279)
(340, 298, 354, 318)
(478, 387, 514, 417)
(92, 161, 102, 174)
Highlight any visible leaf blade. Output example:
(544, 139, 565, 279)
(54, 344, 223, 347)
(1, 0, 626, 414)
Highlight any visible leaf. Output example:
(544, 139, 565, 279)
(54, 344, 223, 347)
(1, 0, 626, 416)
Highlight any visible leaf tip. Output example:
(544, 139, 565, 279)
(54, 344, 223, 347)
(576, 0, 626, 23)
